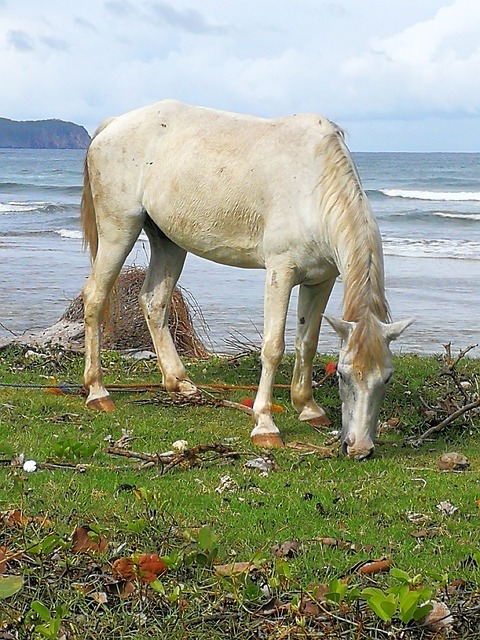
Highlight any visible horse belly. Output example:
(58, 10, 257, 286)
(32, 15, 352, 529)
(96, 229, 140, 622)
(144, 169, 268, 268)
(147, 197, 264, 266)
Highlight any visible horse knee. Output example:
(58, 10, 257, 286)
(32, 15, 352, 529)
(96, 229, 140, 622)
(291, 382, 312, 409)
(261, 336, 285, 367)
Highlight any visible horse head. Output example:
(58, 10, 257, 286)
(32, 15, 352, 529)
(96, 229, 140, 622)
(325, 316, 413, 460)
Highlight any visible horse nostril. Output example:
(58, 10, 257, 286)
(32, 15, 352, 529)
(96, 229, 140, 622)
(362, 446, 375, 461)
(341, 440, 349, 456)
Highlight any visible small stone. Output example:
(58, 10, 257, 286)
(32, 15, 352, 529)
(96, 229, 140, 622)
(172, 439, 188, 452)
(422, 600, 454, 632)
(436, 501, 458, 516)
(438, 452, 470, 471)
(245, 457, 276, 473)
(22, 460, 37, 473)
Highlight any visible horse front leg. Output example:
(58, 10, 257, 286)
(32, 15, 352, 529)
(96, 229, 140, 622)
(251, 265, 295, 448)
(291, 279, 335, 426)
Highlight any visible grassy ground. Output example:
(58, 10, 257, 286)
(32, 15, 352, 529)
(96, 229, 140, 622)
(0, 343, 479, 639)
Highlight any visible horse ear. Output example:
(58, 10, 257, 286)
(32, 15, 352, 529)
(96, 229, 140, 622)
(382, 317, 414, 343)
(324, 316, 355, 341)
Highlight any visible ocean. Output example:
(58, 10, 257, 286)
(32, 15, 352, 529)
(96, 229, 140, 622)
(0, 148, 479, 356)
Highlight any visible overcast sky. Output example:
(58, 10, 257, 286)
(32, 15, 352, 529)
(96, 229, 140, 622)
(1, 0, 479, 151)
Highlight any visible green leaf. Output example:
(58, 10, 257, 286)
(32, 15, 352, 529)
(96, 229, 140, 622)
(30, 600, 52, 622)
(161, 551, 184, 570)
(345, 584, 361, 602)
(398, 590, 422, 623)
(274, 558, 292, 579)
(412, 602, 433, 621)
(388, 583, 409, 597)
(367, 594, 397, 622)
(243, 580, 262, 603)
(390, 567, 411, 583)
(150, 579, 165, 595)
(168, 584, 183, 603)
(0, 575, 23, 599)
(34, 622, 60, 639)
(326, 578, 348, 603)
(361, 587, 385, 600)
(198, 525, 216, 552)
(196, 551, 210, 566)
(125, 518, 148, 534)
(38, 534, 62, 555)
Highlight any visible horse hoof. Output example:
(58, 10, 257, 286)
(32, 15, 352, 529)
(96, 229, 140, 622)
(86, 396, 116, 412)
(307, 415, 331, 428)
(251, 433, 284, 448)
(175, 380, 200, 398)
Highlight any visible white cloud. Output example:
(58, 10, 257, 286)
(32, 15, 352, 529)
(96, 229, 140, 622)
(0, 0, 479, 149)
(341, 0, 480, 117)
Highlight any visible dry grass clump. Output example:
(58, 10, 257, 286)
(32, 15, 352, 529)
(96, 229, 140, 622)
(62, 266, 209, 359)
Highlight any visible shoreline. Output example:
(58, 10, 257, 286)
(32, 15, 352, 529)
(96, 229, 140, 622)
(1, 220, 479, 357)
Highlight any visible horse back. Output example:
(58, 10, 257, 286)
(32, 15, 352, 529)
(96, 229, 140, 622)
(87, 101, 341, 269)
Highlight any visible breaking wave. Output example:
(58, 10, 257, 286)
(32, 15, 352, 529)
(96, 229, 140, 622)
(379, 189, 480, 202)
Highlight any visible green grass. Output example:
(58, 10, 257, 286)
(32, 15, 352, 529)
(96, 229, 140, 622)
(1, 344, 479, 638)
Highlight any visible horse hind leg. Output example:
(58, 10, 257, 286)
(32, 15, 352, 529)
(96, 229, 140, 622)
(139, 220, 198, 397)
(83, 219, 144, 411)
(291, 279, 335, 427)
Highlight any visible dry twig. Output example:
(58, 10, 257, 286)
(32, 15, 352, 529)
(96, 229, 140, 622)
(407, 343, 479, 446)
(105, 443, 239, 474)
(408, 398, 480, 446)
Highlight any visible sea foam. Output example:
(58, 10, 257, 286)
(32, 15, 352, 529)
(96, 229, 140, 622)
(0, 201, 48, 213)
(55, 229, 83, 239)
(383, 236, 480, 260)
(381, 189, 480, 202)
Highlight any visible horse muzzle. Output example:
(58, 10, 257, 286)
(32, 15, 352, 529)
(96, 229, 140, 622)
(341, 434, 375, 460)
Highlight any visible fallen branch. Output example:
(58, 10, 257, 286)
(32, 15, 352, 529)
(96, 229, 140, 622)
(162, 443, 237, 473)
(104, 447, 171, 464)
(408, 398, 480, 446)
(105, 443, 239, 474)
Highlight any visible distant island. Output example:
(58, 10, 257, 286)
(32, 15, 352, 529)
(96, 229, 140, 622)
(0, 117, 91, 149)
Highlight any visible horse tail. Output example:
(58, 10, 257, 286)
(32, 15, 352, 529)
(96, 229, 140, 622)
(81, 154, 97, 261)
(81, 118, 118, 338)
(81, 118, 116, 262)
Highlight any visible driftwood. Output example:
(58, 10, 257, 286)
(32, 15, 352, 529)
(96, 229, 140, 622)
(0, 266, 209, 359)
(63, 266, 209, 358)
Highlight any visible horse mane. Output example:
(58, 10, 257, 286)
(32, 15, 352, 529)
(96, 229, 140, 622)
(319, 128, 391, 371)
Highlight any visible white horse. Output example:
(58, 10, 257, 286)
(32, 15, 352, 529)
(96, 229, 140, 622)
(81, 100, 412, 460)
